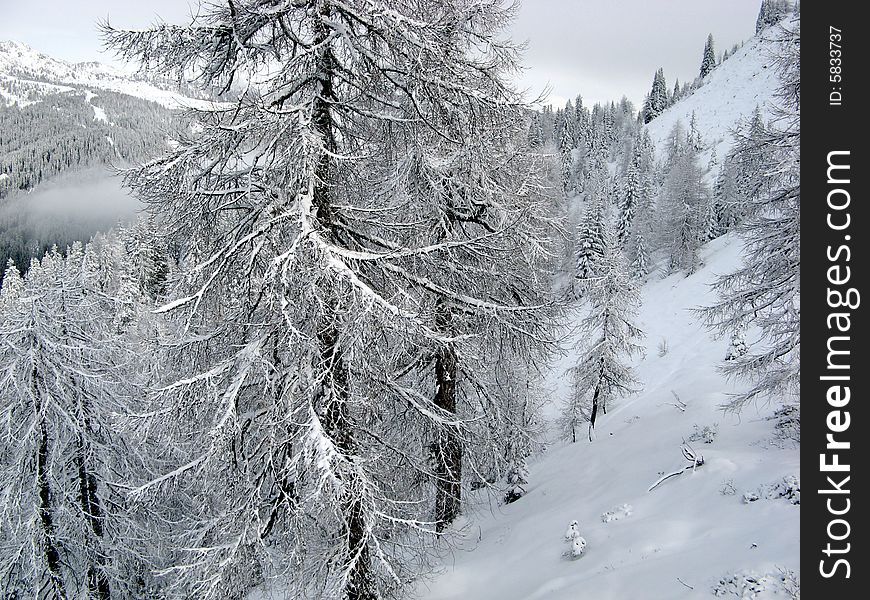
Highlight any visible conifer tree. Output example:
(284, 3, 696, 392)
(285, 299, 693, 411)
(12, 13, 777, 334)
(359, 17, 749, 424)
(0, 243, 145, 599)
(660, 124, 711, 274)
(642, 68, 669, 124)
(700, 34, 716, 79)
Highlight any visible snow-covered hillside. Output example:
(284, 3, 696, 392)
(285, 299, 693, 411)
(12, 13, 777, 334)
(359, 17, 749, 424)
(645, 30, 782, 169)
(418, 235, 799, 600)
(410, 26, 799, 599)
(0, 40, 212, 109)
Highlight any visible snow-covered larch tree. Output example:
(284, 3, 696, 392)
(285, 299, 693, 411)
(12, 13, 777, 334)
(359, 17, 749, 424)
(0, 244, 145, 600)
(659, 123, 711, 275)
(561, 231, 644, 442)
(102, 1, 560, 597)
(701, 11, 800, 411)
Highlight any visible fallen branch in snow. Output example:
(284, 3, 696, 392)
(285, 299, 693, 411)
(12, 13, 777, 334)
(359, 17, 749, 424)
(648, 443, 704, 492)
(676, 577, 694, 590)
(665, 390, 687, 412)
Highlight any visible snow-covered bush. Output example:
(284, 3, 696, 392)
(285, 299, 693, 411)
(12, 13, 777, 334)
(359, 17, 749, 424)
(769, 404, 800, 444)
(743, 475, 800, 505)
(657, 337, 669, 357)
(601, 503, 633, 523)
(713, 572, 768, 598)
(564, 520, 581, 541)
(725, 330, 748, 361)
(688, 423, 719, 444)
(714, 568, 799, 598)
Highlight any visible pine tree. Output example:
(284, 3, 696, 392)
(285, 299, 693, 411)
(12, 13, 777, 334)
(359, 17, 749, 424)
(701, 12, 800, 411)
(561, 235, 644, 442)
(712, 107, 771, 234)
(631, 232, 651, 277)
(700, 34, 716, 79)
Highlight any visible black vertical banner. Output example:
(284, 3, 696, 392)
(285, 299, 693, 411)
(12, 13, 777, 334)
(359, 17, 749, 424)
(803, 1, 866, 597)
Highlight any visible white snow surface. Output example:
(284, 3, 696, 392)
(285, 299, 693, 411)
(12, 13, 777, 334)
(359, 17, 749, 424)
(0, 39, 214, 110)
(644, 31, 782, 171)
(418, 235, 799, 600)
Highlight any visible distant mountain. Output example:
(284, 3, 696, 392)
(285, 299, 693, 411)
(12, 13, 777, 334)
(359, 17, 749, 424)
(0, 40, 226, 200)
(0, 40, 213, 276)
(0, 40, 214, 109)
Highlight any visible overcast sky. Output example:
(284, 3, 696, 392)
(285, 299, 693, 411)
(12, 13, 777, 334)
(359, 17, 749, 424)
(1, 0, 762, 108)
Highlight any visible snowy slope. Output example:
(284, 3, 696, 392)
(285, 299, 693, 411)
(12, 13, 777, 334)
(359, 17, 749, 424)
(0, 40, 213, 110)
(418, 235, 799, 600)
(644, 31, 782, 169)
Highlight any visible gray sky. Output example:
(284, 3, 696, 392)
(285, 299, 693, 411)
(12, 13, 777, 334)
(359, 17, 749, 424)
(1, 0, 761, 108)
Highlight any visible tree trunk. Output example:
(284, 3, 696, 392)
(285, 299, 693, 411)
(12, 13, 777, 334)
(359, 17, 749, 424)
(433, 304, 461, 532)
(318, 323, 376, 600)
(37, 424, 66, 600)
(310, 5, 374, 597)
(75, 435, 110, 600)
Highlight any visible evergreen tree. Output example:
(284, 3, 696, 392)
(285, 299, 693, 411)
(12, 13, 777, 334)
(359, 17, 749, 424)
(642, 68, 669, 124)
(574, 165, 610, 289)
(756, 0, 791, 33)
(700, 34, 716, 79)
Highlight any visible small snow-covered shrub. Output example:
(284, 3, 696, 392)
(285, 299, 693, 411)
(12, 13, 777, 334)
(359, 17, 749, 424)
(503, 485, 524, 504)
(769, 404, 800, 444)
(720, 479, 737, 496)
(657, 337, 669, 357)
(777, 567, 800, 599)
(503, 468, 527, 504)
(742, 475, 800, 505)
(725, 330, 748, 361)
(713, 572, 768, 598)
(688, 423, 719, 444)
(601, 503, 633, 523)
(564, 520, 581, 541)
(714, 569, 799, 599)
(563, 520, 587, 559)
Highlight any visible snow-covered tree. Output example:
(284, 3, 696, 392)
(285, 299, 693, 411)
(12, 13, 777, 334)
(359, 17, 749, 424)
(574, 169, 610, 290)
(725, 329, 749, 361)
(103, 2, 560, 597)
(631, 233, 651, 278)
(0, 244, 146, 599)
(712, 107, 771, 235)
(642, 68, 668, 124)
(562, 235, 644, 442)
(701, 12, 800, 411)
(700, 34, 716, 79)
(659, 124, 711, 275)
(756, 0, 791, 33)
